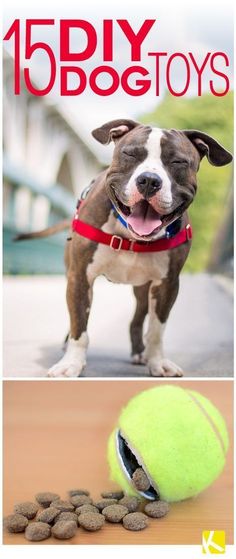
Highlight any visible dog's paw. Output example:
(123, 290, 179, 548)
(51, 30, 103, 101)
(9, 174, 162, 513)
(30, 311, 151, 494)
(148, 358, 183, 377)
(47, 358, 85, 378)
(132, 352, 147, 365)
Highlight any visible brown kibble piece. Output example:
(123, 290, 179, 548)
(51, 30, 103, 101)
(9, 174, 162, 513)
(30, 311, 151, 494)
(78, 512, 105, 531)
(25, 522, 51, 541)
(123, 512, 149, 531)
(76, 504, 99, 516)
(95, 498, 117, 511)
(36, 507, 60, 524)
(52, 520, 77, 539)
(51, 500, 74, 512)
(119, 496, 140, 512)
(14, 502, 39, 520)
(4, 514, 28, 533)
(101, 490, 124, 500)
(57, 512, 78, 524)
(102, 505, 128, 523)
(35, 492, 60, 508)
(68, 489, 90, 497)
(70, 495, 93, 507)
(144, 500, 170, 518)
(132, 468, 150, 491)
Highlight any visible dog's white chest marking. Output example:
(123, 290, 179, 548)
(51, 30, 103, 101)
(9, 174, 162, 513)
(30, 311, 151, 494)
(87, 213, 170, 286)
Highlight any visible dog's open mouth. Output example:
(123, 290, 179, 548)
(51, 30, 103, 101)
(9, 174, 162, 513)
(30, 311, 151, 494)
(127, 200, 163, 236)
(116, 429, 160, 500)
(114, 196, 163, 237)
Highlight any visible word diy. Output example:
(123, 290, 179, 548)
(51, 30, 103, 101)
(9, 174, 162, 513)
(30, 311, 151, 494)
(4, 19, 230, 97)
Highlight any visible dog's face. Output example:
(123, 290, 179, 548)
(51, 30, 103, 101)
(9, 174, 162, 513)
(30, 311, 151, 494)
(92, 119, 232, 240)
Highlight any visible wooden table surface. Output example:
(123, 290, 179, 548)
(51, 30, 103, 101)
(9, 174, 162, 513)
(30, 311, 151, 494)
(3, 379, 234, 545)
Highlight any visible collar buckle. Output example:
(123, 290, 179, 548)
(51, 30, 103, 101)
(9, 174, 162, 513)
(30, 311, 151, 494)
(110, 235, 123, 251)
(186, 223, 192, 240)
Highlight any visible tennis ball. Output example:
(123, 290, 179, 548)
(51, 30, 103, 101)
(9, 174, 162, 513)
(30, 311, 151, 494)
(107, 385, 229, 503)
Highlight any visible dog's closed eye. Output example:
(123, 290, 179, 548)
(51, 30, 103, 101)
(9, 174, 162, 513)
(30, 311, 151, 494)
(122, 148, 137, 159)
(171, 159, 189, 167)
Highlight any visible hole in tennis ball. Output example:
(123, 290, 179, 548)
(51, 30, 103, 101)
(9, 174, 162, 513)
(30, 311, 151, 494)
(116, 430, 159, 500)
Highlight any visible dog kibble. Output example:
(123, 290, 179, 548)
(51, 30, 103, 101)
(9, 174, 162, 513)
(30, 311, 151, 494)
(119, 496, 140, 512)
(14, 502, 39, 520)
(144, 500, 170, 518)
(123, 512, 149, 531)
(102, 505, 129, 523)
(52, 520, 77, 540)
(70, 495, 93, 507)
(78, 512, 105, 531)
(4, 486, 170, 542)
(101, 490, 124, 500)
(51, 500, 75, 512)
(36, 507, 60, 524)
(132, 468, 150, 492)
(95, 498, 117, 511)
(4, 514, 28, 533)
(35, 492, 60, 508)
(25, 522, 51, 541)
(68, 489, 90, 497)
(76, 504, 99, 516)
(57, 512, 79, 524)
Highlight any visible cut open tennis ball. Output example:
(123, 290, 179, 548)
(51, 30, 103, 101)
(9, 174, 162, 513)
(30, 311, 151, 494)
(108, 385, 229, 503)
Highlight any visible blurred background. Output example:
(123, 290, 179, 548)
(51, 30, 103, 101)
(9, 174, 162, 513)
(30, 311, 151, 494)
(3, 0, 234, 274)
(3, 54, 234, 274)
(2, 0, 234, 376)
(141, 93, 233, 274)
(3, 48, 102, 274)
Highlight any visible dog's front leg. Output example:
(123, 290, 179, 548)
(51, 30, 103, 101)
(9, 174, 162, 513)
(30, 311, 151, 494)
(143, 279, 183, 377)
(48, 271, 92, 378)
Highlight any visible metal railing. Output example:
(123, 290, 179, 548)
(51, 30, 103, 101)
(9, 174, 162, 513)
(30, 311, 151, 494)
(3, 156, 75, 274)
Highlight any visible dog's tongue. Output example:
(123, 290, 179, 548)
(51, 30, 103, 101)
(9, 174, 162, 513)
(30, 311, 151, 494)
(127, 201, 162, 236)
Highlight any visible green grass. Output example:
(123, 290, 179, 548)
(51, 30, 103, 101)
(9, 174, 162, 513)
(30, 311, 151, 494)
(140, 92, 233, 272)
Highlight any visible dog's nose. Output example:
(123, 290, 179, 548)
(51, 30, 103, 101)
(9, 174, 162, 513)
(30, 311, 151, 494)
(136, 172, 162, 198)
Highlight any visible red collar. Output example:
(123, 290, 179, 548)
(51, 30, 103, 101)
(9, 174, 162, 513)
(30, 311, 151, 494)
(72, 214, 192, 253)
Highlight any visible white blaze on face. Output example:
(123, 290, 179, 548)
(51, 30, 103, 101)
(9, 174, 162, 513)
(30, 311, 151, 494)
(125, 128, 172, 209)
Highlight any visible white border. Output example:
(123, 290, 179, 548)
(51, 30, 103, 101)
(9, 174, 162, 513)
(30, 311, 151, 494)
(1, 545, 236, 559)
(1, 1, 235, 558)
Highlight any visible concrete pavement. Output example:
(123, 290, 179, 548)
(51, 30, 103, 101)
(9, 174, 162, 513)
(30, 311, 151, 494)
(3, 273, 233, 378)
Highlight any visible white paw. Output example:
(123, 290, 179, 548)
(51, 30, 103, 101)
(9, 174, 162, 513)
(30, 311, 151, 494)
(47, 358, 85, 378)
(148, 358, 183, 377)
(48, 335, 88, 378)
(132, 352, 147, 365)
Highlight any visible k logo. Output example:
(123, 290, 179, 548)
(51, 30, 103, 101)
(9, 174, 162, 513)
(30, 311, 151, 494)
(202, 531, 225, 554)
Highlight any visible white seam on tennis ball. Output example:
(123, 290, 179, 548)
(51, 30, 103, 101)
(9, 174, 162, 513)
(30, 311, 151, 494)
(116, 429, 160, 500)
(187, 391, 226, 455)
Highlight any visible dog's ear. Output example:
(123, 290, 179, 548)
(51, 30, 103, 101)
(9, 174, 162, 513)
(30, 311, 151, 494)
(92, 119, 140, 145)
(183, 130, 233, 166)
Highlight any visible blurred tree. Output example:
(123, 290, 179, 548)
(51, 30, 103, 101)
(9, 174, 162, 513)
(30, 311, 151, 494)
(140, 92, 233, 272)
